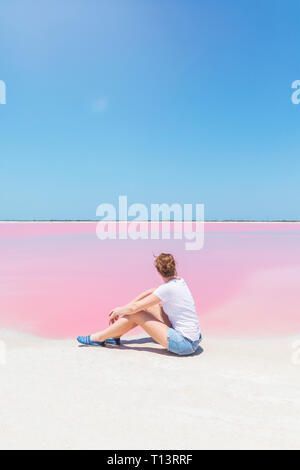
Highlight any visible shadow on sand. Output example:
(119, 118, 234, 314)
(106, 336, 204, 357)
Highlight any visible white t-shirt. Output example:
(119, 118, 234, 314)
(154, 278, 201, 341)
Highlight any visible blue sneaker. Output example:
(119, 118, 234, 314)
(77, 335, 106, 346)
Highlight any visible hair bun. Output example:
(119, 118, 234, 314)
(154, 253, 177, 278)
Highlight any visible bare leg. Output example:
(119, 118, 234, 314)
(146, 304, 172, 328)
(91, 310, 169, 349)
(91, 316, 137, 342)
(130, 311, 169, 348)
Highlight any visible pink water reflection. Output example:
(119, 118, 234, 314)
(0, 222, 299, 339)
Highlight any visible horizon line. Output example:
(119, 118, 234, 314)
(0, 219, 299, 223)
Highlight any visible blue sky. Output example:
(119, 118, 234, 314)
(0, 0, 299, 220)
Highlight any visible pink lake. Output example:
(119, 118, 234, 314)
(0, 222, 299, 339)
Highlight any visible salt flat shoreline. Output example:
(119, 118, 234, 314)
(1, 329, 299, 450)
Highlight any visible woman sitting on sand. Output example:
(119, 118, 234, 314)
(77, 253, 202, 356)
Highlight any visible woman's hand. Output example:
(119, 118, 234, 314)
(109, 304, 134, 324)
(109, 307, 123, 323)
(109, 314, 119, 325)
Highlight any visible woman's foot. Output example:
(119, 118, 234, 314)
(77, 335, 106, 346)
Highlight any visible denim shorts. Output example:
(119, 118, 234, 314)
(167, 327, 202, 356)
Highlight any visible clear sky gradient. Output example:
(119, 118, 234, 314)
(0, 0, 299, 220)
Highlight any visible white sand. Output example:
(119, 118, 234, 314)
(0, 330, 300, 450)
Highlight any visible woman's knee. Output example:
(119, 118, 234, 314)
(123, 314, 137, 324)
(130, 310, 148, 323)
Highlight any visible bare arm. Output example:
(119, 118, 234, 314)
(109, 293, 161, 320)
(130, 287, 156, 303)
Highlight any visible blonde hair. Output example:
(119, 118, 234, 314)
(154, 253, 177, 278)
